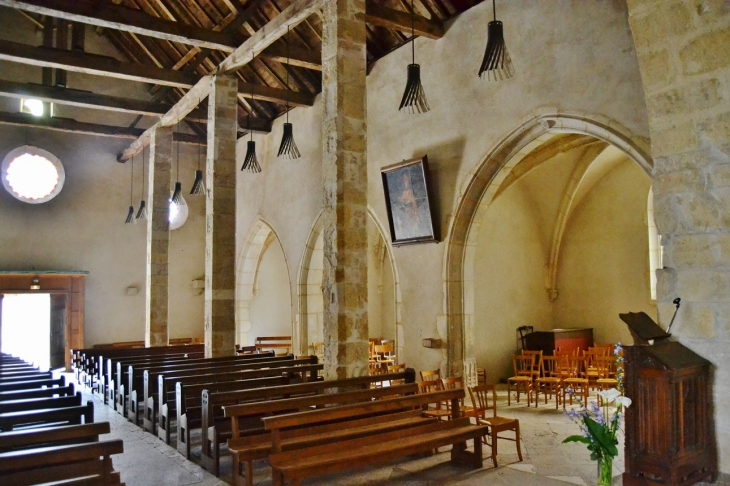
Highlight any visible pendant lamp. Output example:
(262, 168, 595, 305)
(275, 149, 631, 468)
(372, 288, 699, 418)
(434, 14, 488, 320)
(399, 0, 430, 114)
(171, 121, 186, 206)
(125, 154, 136, 224)
(478, 0, 514, 81)
(189, 102, 206, 196)
(241, 54, 262, 173)
(136, 146, 148, 220)
(277, 26, 301, 159)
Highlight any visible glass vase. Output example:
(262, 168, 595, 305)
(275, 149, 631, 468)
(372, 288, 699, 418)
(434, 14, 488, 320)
(597, 456, 613, 486)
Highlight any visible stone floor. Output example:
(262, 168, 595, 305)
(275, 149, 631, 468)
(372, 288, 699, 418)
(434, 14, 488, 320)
(78, 376, 630, 486)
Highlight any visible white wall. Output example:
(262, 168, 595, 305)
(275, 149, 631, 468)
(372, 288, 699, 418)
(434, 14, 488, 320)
(248, 235, 293, 344)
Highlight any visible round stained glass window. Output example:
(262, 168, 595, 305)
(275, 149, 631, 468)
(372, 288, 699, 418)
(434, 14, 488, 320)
(2, 146, 65, 204)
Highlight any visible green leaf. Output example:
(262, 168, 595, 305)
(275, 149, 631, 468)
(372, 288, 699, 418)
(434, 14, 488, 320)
(563, 435, 591, 445)
(583, 417, 618, 457)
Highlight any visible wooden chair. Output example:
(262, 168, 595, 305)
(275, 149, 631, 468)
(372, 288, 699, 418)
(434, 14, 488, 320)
(309, 342, 324, 361)
(507, 354, 534, 406)
(477, 368, 486, 386)
(387, 364, 407, 385)
(595, 355, 618, 405)
(441, 377, 478, 419)
(521, 349, 542, 380)
(468, 384, 523, 466)
(420, 369, 441, 383)
(534, 355, 566, 409)
(418, 380, 450, 421)
(373, 344, 396, 367)
(562, 355, 589, 409)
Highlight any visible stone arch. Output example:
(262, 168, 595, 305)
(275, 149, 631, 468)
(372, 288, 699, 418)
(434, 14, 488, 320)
(236, 217, 293, 347)
(443, 111, 653, 376)
(297, 207, 403, 359)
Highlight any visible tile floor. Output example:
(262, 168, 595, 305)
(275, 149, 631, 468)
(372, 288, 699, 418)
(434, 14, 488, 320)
(79, 377, 630, 486)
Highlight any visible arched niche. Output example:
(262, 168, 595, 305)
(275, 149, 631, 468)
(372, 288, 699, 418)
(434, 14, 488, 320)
(236, 217, 293, 347)
(443, 112, 653, 377)
(297, 208, 403, 360)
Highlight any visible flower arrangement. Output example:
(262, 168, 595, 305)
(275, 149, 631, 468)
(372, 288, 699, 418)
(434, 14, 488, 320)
(563, 344, 630, 486)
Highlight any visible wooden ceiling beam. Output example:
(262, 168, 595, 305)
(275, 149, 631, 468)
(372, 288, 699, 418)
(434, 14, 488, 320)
(0, 0, 240, 52)
(237, 80, 315, 107)
(365, 1, 444, 39)
(259, 43, 321, 71)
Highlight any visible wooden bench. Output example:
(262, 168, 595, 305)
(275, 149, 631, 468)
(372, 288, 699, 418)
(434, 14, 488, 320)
(0, 422, 110, 452)
(224, 382, 420, 485)
(0, 376, 66, 393)
(264, 390, 489, 486)
(0, 439, 124, 485)
(0, 371, 52, 383)
(0, 400, 94, 431)
(0, 392, 82, 414)
(0, 384, 76, 402)
(254, 336, 292, 355)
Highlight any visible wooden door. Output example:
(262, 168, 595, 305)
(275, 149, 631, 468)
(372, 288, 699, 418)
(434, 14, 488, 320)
(50, 294, 67, 369)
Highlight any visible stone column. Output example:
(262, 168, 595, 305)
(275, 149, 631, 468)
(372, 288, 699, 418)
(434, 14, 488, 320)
(145, 126, 173, 347)
(628, 0, 730, 475)
(321, 0, 369, 379)
(204, 74, 238, 358)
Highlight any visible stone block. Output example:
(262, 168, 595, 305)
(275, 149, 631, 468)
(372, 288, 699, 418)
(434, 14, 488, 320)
(650, 121, 698, 157)
(666, 233, 718, 267)
(653, 168, 706, 195)
(630, 1, 691, 50)
(672, 302, 715, 339)
(675, 268, 730, 301)
(638, 49, 676, 91)
(698, 111, 730, 148)
(647, 78, 723, 119)
(680, 27, 730, 75)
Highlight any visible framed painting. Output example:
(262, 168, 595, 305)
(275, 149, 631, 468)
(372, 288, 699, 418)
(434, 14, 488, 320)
(381, 155, 438, 246)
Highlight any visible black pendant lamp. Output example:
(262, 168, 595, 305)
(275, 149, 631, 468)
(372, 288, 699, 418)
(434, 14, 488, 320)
(136, 146, 148, 220)
(189, 102, 206, 196)
(125, 154, 136, 224)
(478, 0, 514, 81)
(277, 26, 301, 159)
(399, 0, 430, 114)
(171, 121, 186, 206)
(241, 54, 262, 173)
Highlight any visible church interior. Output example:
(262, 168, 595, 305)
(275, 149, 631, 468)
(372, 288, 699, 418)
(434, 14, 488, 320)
(0, 0, 728, 485)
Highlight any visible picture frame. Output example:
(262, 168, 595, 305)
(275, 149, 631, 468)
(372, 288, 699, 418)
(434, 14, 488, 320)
(381, 155, 439, 246)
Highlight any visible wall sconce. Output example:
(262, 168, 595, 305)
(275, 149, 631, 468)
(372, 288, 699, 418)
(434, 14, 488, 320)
(422, 338, 442, 349)
(30, 276, 40, 290)
(192, 278, 204, 296)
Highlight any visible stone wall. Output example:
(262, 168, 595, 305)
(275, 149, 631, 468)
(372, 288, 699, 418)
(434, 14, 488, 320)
(627, 0, 730, 474)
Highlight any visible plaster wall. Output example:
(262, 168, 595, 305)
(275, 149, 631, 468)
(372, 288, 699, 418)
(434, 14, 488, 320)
(247, 235, 293, 344)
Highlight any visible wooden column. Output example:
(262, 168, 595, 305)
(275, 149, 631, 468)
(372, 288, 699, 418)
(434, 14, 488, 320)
(145, 126, 173, 347)
(321, 0, 369, 379)
(204, 74, 237, 358)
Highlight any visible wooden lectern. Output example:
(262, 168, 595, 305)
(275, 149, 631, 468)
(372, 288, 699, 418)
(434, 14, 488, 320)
(620, 312, 717, 486)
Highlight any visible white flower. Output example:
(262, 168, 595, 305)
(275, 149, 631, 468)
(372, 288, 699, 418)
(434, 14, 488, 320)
(597, 388, 620, 402)
(615, 396, 632, 408)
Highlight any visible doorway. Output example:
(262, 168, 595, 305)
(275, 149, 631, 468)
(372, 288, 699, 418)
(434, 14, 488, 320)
(1, 293, 54, 370)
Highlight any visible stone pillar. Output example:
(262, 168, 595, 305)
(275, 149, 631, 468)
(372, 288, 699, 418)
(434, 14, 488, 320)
(628, 0, 730, 476)
(145, 126, 173, 347)
(204, 74, 238, 358)
(321, 0, 369, 379)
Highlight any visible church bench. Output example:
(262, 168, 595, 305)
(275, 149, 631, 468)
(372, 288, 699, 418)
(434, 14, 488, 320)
(0, 422, 110, 452)
(0, 392, 82, 414)
(137, 355, 308, 428)
(0, 400, 94, 431)
(0, 383, 76, 402)
(224, 382, 419, 485)
(175, 375, 292, 456)
(264, 390, 488, 486)
(116, 351, 276, 417)
(149, 360, 322, 437)
(254, 336, 292, 355)
(0, 370, 52, 383)
(0, 439, 124, 485)
(0, 376, 66, 393)
(0, 364, 38, 373)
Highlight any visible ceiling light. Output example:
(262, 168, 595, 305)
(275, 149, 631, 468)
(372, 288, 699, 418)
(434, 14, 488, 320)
(22, 98, 44, 117)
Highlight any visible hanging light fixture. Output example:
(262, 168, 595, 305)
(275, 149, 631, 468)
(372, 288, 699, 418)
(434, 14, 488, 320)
(189, 100, 206, 196)
(136, 146, 148, 220)
(125, 153, 136, 224)
(399, 0, 430, 114)
(277, 26, 301, 159)
(171, 121, 186, 206)
(478, 0, 514, 81)
(241, 53, 262, 173)
(30, 276, 40, 290)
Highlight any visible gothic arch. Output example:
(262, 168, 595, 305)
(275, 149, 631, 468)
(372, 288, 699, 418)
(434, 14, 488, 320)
(443, 112, 653, 376)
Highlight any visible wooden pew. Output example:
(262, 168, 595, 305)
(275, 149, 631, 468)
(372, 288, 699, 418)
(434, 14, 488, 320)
(254, 336, 292, 355)
(264, 390, 489, 486)
(147, 359, 321, 436)
(224, 383, 420, 484)
(0, 400, 94, 431)
(0, 377, 66, 393)
(0, 384, 76, 402)
(0, 439, 124, 485)
(0, 422, 110, 452)
(0, 392, 82, 414)
(0, 371, 52, 383)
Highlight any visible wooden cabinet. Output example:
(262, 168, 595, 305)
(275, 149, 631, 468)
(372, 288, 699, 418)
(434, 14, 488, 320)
(623, 342, 717, 485)
(523, 328, 593, 356)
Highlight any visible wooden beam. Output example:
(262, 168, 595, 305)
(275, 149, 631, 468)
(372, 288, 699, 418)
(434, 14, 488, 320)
(0, 39, 196, 88)
(237, 80, 314, 107)
(0, 110, 206, 143)
(365, 1, 444, 39)
(219, 0, 327, 73)
(0, 0, 240, 52)
(260, 43, 321, 71)
(0, 79, 208, 121)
